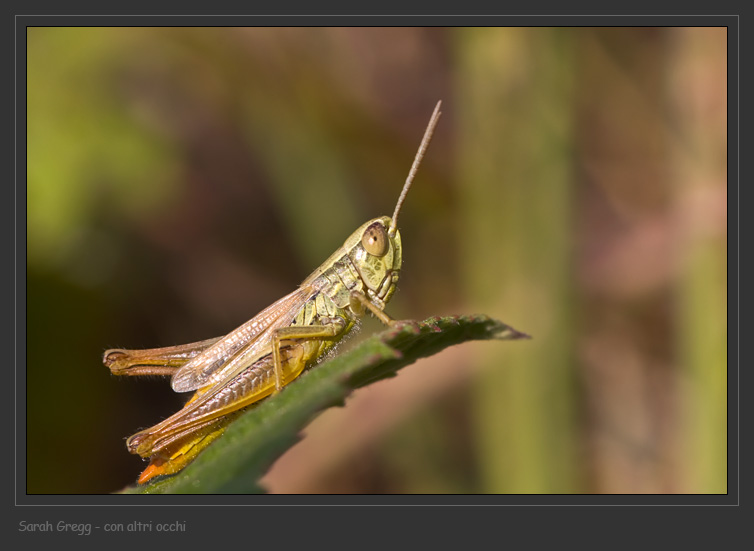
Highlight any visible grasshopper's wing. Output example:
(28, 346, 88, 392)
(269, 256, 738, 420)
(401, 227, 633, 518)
(170, 286, 316, 393)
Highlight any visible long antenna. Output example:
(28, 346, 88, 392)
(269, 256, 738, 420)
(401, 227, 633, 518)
(389, 100, 442, 236)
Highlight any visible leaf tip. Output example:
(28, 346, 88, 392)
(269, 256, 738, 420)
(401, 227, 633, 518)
(497, 327, 532, 341)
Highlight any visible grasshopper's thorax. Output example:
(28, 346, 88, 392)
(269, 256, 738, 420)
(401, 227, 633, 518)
(302, 216, 402, 313)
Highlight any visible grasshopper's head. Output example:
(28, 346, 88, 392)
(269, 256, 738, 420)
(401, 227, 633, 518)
(346, 216, 402, 305)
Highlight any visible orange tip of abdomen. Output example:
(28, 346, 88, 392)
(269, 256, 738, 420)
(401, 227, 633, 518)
(137, 459, 166, 485)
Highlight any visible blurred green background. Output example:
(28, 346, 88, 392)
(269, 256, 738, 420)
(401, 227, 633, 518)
(26, 27, 727, 494)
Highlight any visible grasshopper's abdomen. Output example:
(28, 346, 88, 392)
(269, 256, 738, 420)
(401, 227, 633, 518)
(130, 300, 354, 457)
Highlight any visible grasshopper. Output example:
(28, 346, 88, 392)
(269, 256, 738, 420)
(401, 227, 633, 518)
(104, 101, 442, 484)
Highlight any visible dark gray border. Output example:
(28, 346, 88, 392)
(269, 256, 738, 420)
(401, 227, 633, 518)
(13, 12, 741, 544)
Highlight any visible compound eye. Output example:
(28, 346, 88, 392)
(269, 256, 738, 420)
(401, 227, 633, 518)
(361, 222, 389, 257)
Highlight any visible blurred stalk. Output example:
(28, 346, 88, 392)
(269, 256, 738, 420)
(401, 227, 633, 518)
(668, 28, 727, 493)
(455, 28, 579, 492)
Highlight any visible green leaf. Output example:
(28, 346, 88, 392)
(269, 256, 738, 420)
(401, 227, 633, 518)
(119, 314, 530, 494)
